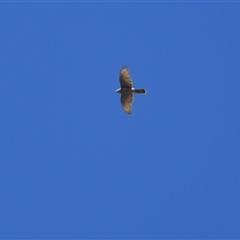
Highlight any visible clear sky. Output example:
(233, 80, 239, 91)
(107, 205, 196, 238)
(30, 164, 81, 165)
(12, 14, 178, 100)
(1, 2, 240, 239)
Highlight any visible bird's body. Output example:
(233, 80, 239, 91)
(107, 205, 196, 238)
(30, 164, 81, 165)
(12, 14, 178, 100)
(116, 66, 146, 114)
(116, 87, 146, 94)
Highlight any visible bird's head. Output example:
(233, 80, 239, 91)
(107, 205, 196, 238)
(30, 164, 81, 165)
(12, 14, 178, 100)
(115, 88, 121, 93)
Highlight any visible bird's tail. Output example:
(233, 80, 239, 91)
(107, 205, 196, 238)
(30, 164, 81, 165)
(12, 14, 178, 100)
(133, 88, 146, 94)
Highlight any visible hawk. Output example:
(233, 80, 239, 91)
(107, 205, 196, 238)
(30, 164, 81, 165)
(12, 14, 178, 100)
(116, 66, 146, 114)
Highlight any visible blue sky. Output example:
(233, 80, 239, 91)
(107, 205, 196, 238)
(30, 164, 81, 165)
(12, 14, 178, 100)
(1, 2, 240, 239)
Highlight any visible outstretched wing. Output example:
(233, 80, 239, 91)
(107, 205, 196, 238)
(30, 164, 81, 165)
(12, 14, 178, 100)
(121, 93, 133, 114)
(119, 66, 132, 88)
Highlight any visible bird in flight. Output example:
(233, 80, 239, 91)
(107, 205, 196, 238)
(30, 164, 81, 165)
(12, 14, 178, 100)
(116, 66, 146, 114)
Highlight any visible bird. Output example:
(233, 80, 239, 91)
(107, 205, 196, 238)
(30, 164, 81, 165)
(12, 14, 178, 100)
(116, 66, 146, 114)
